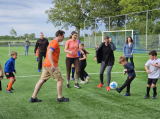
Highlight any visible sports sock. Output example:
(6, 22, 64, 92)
(7, 81, 14, 91)
(72, 67, 75, 78)
(153, 87, 157, 95)
(147, 87, 150, 95)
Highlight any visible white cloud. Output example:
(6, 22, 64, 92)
(0, 0, 82, 37)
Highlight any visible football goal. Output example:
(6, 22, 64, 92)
(102, 30, 146, 53)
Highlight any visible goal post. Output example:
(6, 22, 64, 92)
(102, 30, 146, 53)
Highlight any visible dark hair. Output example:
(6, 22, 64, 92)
(55, 30, 65, 37)
(69, 31, 77, 39)
(80, 43, 84, 46)
(69, 35, 72, 39)
(126, 36, 134, 44)
(104, 36, 110, 40)
(149, 50, 157, 56)
(71, 31, 77, 35)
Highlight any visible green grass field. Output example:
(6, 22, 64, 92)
(0, 46, 160, 119)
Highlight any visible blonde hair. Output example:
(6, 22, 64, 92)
(10, 51, 17, 56)
(80, 43, 84, 46)
(118, 56, 126, 64)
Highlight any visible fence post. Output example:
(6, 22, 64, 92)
(135, 35, 136, 49)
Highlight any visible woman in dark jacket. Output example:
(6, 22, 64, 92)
(94, 36, 116, 91)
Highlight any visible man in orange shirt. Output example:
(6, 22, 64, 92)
(30, 30, 69, 102)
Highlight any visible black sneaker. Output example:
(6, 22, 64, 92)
(66, 84, 70, 88)
(57, 97, 69, 102)
(7, 85, 14, 90)
(29, 97, 42, 102)
(152, 93, 157, 99)
(74, 83, 81, 89)
(6, 90, 13, 93)
(143, 94, 150, 99)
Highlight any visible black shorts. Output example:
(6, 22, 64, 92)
(148, 78, 158, 85)
(4, 72, 15, 79)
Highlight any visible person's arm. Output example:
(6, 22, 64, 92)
(151, 63, 160, 68)
(48, 49, 55, 72)
(110, 42, 116, 51)
(64, 45, 72, 54)
(85, 49, 90, 54)
(123, 44, 125, 56)
(131, 43, 135, 55)
(145, 65, 150, 74)
(5, 60, 12, 73)
(79, 54, 86, 61)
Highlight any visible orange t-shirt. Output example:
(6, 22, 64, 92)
(65, 39, 79, 58)
(43, 40, 60, 67)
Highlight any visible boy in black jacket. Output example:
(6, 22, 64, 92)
(116, 56, 136, 96)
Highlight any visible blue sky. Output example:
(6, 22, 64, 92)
(0, 0, 77, 38)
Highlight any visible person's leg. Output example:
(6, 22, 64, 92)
(79, 62, 86, 81)
(99, 61, 107, 84)
(119, 76, 134, 92)
(44, 52, 46, 59)
(65, 57, 73, 85)
(32, 79, 45, 98)
(27, 46, 29, 55)
(38, 52, 43, 70)
(6, 77, 15, 92)
(130, 57, 135, 68)
(144, 78, 151, 99)
(71, 64, 75, 79)
(57, 80, 63, 98)
(106, 66, 113, 86)
(73, 58, 80, 84)
(25, 46, 27, 55)
(152, 79, 158, 99)
(126, 57, 128, 62)
(126, 77, 134, 94)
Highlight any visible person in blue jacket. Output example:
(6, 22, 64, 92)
(123, 36, 135, 68)
(116, 56, 136, 96)
(4, 51, 17, 93)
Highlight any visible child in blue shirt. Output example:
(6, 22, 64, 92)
(116, 56, 136, 96)
(4, 51, 17, 93)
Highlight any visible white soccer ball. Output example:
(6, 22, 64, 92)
(109, 81, 118, 89)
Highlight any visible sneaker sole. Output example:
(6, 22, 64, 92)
(74, 86, 81, 89)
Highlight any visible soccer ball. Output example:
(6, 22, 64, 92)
(109, 81, 118, 89)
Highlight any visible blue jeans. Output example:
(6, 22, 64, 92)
(25, 46, 29, 55)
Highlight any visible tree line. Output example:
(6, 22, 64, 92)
(45, 0, 160, 39)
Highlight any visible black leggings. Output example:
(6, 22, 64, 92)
(66, 57, 80, 84)
(126, 57, 134, 68)
(80, 62, 88, 81)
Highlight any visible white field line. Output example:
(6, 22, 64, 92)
(3, 71, 146, 78)
(88, 54, 152, 57)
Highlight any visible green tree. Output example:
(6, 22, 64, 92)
(10, 28, 17, 38)
(89, 0, 123, 30)
(24, 33, 29, 38)
(28, 33, 35, 40)
(45, 0, 93, 39)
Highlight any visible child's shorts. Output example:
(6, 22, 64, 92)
(4, 72, 15, 79)
(148, 78, 158, 85)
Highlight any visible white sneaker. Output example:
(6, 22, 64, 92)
(85, 76, 90, 83)
(80, 81, 86, 84)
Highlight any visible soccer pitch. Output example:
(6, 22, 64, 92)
(0, 46, 160, 119)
